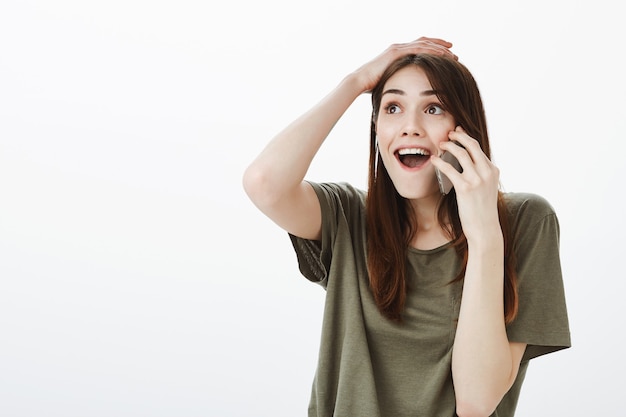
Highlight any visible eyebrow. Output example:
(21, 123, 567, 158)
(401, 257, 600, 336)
(381, 88, 439, 97)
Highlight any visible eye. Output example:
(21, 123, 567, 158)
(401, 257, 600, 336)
(426, 104, 444, 115)
(384, 103, 402, 114)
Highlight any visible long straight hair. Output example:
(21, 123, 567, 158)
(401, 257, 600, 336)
(366, 54, 518, 323)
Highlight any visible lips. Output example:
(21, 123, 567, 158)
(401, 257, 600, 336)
(396, 147, 431, 168)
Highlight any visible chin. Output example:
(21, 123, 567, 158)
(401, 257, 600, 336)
(392, 181, 440, 201)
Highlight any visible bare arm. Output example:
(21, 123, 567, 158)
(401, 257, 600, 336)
(243, 37, 456, 240)
(452, 236, 526, 417)
(242, 75, 364, 240)
(432, 127, 526, 417)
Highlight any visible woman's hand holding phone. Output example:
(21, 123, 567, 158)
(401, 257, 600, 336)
(431, 126, 502, 242)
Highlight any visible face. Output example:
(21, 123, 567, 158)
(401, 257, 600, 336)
(375, 65, 456, 200)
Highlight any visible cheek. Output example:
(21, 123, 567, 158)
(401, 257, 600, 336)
(375, 135, 396, 167)
(375, 112, 396, 135)
(434, 137, 448, 154)
(374, 125, 393, 148)
(433, 125, 455, 149)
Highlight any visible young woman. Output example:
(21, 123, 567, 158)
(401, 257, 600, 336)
(243, 37, 570, 417)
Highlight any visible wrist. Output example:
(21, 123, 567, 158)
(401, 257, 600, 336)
(343, 69, 375, 95)
(466, 227, 504, 254)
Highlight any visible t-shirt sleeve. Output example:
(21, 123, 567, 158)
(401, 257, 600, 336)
(505, 194, 572, 361)
(288, 181, 365, 288)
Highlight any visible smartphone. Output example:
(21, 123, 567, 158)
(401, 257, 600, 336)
(435, 151, 463, 195)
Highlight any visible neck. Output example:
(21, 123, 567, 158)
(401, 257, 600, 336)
(409, 194, 441, 229)
(408, 194, 451, 250)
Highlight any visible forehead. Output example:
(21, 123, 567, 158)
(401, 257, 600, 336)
(382, 65, 432, 93)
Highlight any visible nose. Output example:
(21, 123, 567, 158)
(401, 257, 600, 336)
(401, 111, 423, 137)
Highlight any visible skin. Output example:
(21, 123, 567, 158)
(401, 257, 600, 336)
(243, 37, 527, 417)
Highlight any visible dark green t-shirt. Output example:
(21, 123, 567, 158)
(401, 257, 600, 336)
(290, 182, 571, 417)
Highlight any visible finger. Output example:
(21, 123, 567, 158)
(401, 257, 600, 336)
(407, 38, 452, 51)
(447, 127, 488, 164)
(399, 42, 458, 60)
(411, 38, 458, 60)
(437, 142, 476, 183)
(416, 36, 453, 48)
(445, 127, 498, 179)
(430, 154, 464, 185)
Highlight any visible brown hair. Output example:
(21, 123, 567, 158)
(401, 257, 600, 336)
(366, 54, 518, 323)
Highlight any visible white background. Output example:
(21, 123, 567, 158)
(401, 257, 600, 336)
(1, 1, 624, 416)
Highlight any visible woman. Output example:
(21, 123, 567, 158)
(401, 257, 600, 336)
(243, 37, 570, 417)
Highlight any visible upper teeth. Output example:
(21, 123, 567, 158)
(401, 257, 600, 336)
(398, 148, 430, 156)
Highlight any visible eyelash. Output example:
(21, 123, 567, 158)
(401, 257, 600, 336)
(382, 102, 445, 114)
(384, 103, 401, 114)
(427, 104, 444, 114)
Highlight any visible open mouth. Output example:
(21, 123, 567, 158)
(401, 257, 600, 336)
(396, 148, 431, 168)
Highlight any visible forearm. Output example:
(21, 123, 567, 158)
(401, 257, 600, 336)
(243, 74, 365, 205)
(452, 229, 515, 416)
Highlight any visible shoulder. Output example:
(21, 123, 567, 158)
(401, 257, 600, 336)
(503, 192, 555, 215)
(502, 192, 561, 251)
(502, 192, 557, 226)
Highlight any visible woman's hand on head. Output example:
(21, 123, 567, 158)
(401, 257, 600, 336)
(353, 37, 457, 93)
(431, 126, 502, 243)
